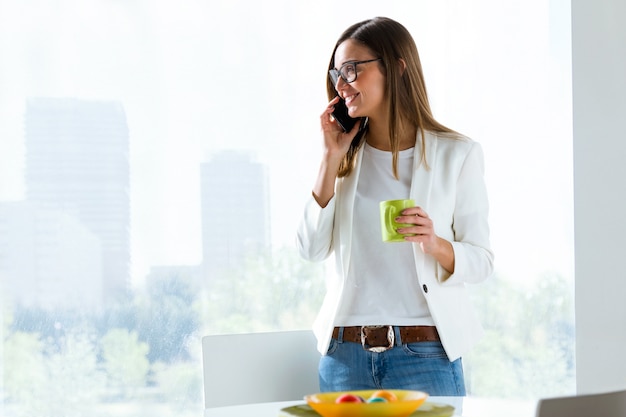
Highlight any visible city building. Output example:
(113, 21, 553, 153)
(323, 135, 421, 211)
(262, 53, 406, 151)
(24, 97, 130, 304)
(0, 202, 103, 310)
(200, 150, 270, 280)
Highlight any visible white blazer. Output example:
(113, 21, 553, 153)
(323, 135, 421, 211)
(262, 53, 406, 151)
(297, 131, 494, 361)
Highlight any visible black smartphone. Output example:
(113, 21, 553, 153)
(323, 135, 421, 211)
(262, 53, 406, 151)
(332, 97, 361, 132)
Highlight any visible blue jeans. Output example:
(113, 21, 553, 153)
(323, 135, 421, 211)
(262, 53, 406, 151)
(319, 327, 466, 396)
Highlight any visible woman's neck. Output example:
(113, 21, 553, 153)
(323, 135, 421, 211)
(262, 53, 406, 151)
(365, 118, 416, 151)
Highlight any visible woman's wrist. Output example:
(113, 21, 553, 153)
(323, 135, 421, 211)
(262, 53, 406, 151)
(433, 237, 455, 274)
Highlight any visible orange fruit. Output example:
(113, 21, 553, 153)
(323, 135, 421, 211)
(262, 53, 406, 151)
(369, 390, 398, 402)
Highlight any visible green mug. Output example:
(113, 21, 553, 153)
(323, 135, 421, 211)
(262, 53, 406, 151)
(379, 199, 415, 242)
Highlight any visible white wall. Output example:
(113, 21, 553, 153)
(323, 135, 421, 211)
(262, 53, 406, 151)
(572, 0, 626, 393)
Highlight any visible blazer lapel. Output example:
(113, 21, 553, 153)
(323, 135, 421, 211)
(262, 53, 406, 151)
(410, 131, 437, 209)
(409, 131, 438, 274)
(336, 145, 364, 278)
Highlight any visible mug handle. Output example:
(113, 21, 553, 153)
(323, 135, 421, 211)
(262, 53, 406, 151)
(386, 205, 397, 232)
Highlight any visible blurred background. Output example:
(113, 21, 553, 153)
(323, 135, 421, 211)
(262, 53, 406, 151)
(0, 1, 573, 416)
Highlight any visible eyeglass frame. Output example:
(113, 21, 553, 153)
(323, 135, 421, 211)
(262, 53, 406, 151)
(329, 58, 382, 85)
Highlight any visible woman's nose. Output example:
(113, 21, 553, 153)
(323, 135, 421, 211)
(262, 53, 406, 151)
(334, 77, 347, 91)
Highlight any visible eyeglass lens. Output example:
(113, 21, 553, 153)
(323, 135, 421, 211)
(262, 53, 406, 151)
(330, 62, 357, 85)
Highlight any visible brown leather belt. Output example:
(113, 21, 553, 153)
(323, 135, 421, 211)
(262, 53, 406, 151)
(332, 325, 439, 352)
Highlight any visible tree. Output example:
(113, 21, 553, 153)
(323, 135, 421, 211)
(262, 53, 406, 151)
(152, 360, 203, 411)
(201, 246, 326, 334)
(101, 328, 150, 399)
(3, 331, 47, 409)
(136, 274, 200, 363)
(3, 327, 106, 417)
(465, 272, 575, 398)
(43, 330, 107, 417)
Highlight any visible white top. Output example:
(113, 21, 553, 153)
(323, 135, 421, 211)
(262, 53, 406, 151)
(335, 144, 433, 326)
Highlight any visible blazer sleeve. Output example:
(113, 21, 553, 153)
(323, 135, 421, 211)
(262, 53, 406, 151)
(439, 141, 494, 285)
(296, 195, 336, 262)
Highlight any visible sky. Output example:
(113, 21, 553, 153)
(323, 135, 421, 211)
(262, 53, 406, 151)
(0, 0, 573, 286)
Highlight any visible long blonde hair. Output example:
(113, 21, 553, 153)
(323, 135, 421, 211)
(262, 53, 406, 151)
(326, 17, 458, 178)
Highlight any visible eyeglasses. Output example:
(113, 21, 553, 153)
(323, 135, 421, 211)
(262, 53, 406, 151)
(329, 58, 382, 85)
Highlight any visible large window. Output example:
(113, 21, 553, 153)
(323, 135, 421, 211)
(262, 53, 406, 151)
(1, 1, 573, 415)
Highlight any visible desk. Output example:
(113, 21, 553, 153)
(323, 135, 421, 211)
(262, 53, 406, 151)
(204, 396, 537, 417)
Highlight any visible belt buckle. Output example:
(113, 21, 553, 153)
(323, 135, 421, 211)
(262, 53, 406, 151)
(360, 325, 394, 352)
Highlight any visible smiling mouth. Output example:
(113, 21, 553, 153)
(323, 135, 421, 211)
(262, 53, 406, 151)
(344, 93, 358, 105)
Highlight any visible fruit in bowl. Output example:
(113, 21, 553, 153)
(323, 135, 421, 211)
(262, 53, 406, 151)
(369, 390, 399, 402)
(305, 389, 428, 417)
(335, 393, 365, 403)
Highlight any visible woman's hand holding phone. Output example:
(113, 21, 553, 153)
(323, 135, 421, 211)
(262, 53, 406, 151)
(320, 97, 362, 161)
(313, 97, 364, 207)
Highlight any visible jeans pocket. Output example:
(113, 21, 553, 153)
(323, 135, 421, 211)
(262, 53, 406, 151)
(402, 341, 448, 359)
(325, 338, 339, 355)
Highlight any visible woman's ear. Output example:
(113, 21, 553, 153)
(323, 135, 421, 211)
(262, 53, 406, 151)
(398, 58, 407, 75)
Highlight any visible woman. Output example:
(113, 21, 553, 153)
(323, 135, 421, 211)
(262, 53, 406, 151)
(296, 17, 494, 395)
